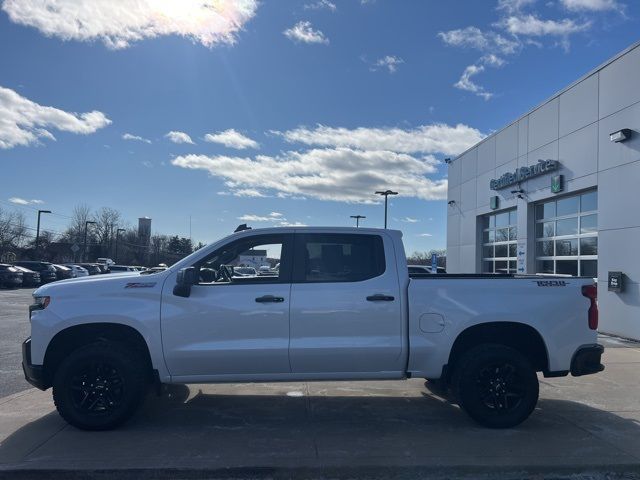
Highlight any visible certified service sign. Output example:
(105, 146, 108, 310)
(490, 160, 559, 191)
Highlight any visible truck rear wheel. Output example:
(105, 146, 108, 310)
(52, 341, 148, 430)
(453, 344, 539, 428)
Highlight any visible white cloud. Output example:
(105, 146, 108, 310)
(172, 148, 448, 203)
(0, 86, 111, 149)
(1, 0, 258, 49)
(496, 0, 536, 14)
(371, 55, 404, 73)
(122, 133, 151, 144)
(401, 217, 419, 223)
(238, 212, 283, 222)
(231, 188, 267, 197)
(560, 0, 620, 11)
(304, 0, 336, 12)
(204, 129, 259, 149)
(284, 21, 329, 44)
(418, 233, 433, 237)
(273, 123, 484, 156)
(279, 221, 308, 227)
(8, 197, 43, 205)
(165, 131, 194, 144)
(438, 26, 519, 55)
(500, 15, 591, 37)
(455, 64, 493, 100)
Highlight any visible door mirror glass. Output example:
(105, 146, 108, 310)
(174, 267, 196, 297)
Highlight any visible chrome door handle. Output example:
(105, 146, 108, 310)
(255, 295, 285, 303)
(366, 294, 395, 302)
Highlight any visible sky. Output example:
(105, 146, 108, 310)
(1, 0, 639, 255)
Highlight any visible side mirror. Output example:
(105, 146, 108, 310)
(173, 267, 197, 297)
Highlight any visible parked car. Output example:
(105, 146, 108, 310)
(132, 266, 147, 272)
(408, 265, 447, 275)
(52, 264, 73, 281)
(234, 266, 257, 277)
(257, 265, 276, 276)
(13, 261, 57, 284)
(23, 227, 603, 431)
(108, 265, 138, 272)
(12, 266, 41, 287)
(76, 263, 103, 275)
(96, 258, 115, 267)
(146, 266, 168, 273)
(62, 264, 89, 278)
(95, 264, 110, 274)
(0, 264, 23, 288)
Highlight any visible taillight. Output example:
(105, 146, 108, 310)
(581, 284, 598, 330)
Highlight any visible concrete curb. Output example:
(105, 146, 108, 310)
(1, 465, 640, 480)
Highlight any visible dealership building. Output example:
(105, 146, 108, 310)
(446, 41, 640, 341)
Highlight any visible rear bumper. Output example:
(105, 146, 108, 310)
(571, 344, 605, 377)
(22, 337, 48, 390)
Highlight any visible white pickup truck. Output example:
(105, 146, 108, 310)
(22, 227, 603, 431)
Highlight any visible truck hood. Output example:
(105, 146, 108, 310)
(33, 271, 161, 296)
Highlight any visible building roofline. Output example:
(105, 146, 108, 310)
(452, 39, 640, 162)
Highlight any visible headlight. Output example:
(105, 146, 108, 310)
(29, 296, 50, 318)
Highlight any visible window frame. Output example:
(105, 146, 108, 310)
(292, 233, 386, 284)
(192, 233, 294, 285)
(534, 190, 597, 277)
(481, 208, 518, 274)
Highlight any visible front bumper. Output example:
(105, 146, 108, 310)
(571, 344, 605, 376)
(22, 337, 48, 390)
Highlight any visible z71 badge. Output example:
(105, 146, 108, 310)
(535, 280, 567, 287)
(125, 282, 156, 289)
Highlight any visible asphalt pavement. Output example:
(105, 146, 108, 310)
(0, 289, 33, 399)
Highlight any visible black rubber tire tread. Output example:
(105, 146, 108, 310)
(52, 341, 148, 431)
(452, 343, 539, 429)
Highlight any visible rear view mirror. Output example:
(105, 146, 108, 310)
(173, 267, 197, 297)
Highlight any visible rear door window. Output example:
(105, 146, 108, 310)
(293, 233, 385, 283)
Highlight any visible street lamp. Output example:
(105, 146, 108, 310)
(375, 190, 398, 229)
(83, 221, 97, 262)
(35, 210, 52, 257)
(115, 228, 126, 264)
(350, 215, 366, 228)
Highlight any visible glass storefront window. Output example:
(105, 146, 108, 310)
(534, 190, 597, 277)
(482, 209, 517, 274)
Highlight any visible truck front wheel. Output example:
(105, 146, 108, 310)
(52, 341, 148, 430)
(453, 344, 539, 428)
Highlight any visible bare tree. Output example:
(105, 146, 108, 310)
(0, 208, 28, 255)
(61, 204, 92, 244)
(92, 207, 123, 254)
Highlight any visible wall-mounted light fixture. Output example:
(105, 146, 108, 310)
(610, 129, 632, 143)
(448, 200, 456, 206)
(444, 158, 452, 164)
(511, 188, 525, 199)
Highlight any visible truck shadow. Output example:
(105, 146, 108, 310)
(2, 383, 640, 471)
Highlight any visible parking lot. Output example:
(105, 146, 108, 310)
(0, 289, 32, 399)
(1, 289, 640, 479)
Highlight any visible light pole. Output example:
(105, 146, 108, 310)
(115, 228, 126, 264)
(35, 210, 52, 257)
(350, 215, 366, 228)
(83, 221, 97, 262)
(375, 190, 398, 229)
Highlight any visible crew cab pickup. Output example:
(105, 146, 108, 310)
(22, 227, 604, 430)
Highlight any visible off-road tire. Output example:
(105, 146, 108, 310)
(452, 344, 539, 428)
(52, 341, 148, 430)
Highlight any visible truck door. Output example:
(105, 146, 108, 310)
(289, 232, 404, 375)
(161, 233, 293, 379)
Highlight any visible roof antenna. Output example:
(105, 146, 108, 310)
(234, 224, 252, 233)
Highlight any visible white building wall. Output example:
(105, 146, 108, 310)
(446, 42, 640, 340)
